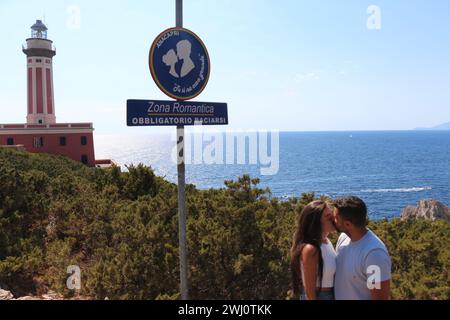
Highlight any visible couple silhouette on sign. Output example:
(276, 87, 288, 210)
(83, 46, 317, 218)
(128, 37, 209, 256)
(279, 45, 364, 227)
(162, 40, 195, 79)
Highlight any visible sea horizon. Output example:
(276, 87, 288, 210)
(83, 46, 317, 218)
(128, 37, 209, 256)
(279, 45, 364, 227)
(94, 128, 450, 136)
(94, 130, 450, 220)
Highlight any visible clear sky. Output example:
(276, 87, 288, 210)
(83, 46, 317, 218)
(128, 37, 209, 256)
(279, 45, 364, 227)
(1, 0, 449, 134)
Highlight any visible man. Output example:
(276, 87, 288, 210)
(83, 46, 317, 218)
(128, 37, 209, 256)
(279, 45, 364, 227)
(176, 40, 195, 78)
(332, 196, 392, 300)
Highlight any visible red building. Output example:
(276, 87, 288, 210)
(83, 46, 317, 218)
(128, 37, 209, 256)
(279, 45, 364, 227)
(0, 20, 100, 167)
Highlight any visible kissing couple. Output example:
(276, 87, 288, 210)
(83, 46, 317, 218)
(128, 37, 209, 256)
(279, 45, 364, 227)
(291, 196, 392, 300)
(162, 39, 195, 79)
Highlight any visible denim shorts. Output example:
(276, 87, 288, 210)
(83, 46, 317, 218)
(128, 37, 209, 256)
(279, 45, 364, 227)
(300, 289, 335, 300)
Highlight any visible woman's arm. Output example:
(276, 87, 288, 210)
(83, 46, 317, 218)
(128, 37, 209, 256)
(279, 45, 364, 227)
(301, 244, 319, 300)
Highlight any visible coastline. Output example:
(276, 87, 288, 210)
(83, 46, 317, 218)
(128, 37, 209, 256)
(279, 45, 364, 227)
(93, 130, 450, 220)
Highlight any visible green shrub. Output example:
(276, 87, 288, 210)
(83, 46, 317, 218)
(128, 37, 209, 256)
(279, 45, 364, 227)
(0, 149, 448, 299)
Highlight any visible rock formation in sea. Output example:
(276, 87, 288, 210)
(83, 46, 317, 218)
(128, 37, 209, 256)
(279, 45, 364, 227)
(401, 199, 450, 221)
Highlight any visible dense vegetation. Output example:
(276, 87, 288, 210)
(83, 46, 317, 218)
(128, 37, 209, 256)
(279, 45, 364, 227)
(0, 149, 448, 300)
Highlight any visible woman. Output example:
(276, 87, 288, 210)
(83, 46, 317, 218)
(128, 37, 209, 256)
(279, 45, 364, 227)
(291, 200, 337, 300)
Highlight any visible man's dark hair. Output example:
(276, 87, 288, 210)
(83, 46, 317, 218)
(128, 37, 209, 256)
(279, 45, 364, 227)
(333, 196, 368, 228)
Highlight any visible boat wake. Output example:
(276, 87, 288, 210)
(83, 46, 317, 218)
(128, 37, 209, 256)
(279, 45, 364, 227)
(360, 186, 432, 193)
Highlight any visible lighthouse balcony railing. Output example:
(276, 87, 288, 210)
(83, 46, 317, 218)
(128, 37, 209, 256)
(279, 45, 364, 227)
(22, 43, 56, 52)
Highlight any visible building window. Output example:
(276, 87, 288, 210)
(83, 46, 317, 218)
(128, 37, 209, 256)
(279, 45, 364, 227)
(46, 59, 51, 64)
(7, 138, 14, 146)
(81, 136, 88, 146)
(34, 136, 44, 148)
(36, 59, 42, 63)
(38, 119, 43, 124)
(60, 136, 67, 146)
(81, 155, 88, 165)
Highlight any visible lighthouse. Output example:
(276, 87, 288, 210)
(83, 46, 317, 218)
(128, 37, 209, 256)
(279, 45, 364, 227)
(0, 19, 115, 168)
(23, 20, 56, 125)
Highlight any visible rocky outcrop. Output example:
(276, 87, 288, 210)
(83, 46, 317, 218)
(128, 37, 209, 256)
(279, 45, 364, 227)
(0, 289, 14, 300)
(0, 289, 89, 300)
(401, 199, 450, 221)
(0, 289, 60, 300)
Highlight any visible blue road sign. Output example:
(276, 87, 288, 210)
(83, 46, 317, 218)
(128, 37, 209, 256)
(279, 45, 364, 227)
(127, 100, 228, 127)
(149, 27, 210, 100)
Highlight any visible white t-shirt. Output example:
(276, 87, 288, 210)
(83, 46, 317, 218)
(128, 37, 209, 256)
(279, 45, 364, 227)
(301, 239, 337, 288)
(334, 230, 392, 300)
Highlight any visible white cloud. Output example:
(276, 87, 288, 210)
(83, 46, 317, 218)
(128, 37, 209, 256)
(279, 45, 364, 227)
(294, 71, 321, 83)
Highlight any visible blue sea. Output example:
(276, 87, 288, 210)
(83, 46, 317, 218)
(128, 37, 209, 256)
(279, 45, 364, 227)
(95, 131, 450, 220)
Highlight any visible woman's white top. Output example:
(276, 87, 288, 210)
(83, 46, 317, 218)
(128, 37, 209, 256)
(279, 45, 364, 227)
(301, 239, 336, 288)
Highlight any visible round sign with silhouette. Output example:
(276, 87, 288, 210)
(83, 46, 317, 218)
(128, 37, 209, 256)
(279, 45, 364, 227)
(149, 27, 210, 101)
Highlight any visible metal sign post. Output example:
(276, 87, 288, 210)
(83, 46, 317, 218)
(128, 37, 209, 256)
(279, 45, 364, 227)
(127, 0, 227, 300)
(176, 0, 188, 301)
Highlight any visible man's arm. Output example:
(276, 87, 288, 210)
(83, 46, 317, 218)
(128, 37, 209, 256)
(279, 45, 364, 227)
(370, 279, 391, 300)
(365, 249, 392, 300)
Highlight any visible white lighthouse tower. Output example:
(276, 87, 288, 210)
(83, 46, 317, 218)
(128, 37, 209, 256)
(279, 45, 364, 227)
(22, 20, 56, 125)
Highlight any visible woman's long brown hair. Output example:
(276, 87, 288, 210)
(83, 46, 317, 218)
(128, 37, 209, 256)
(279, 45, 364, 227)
(290, 200, 327, 296)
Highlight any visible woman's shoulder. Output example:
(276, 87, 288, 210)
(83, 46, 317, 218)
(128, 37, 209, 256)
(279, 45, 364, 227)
(301, 244, 319, 260)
